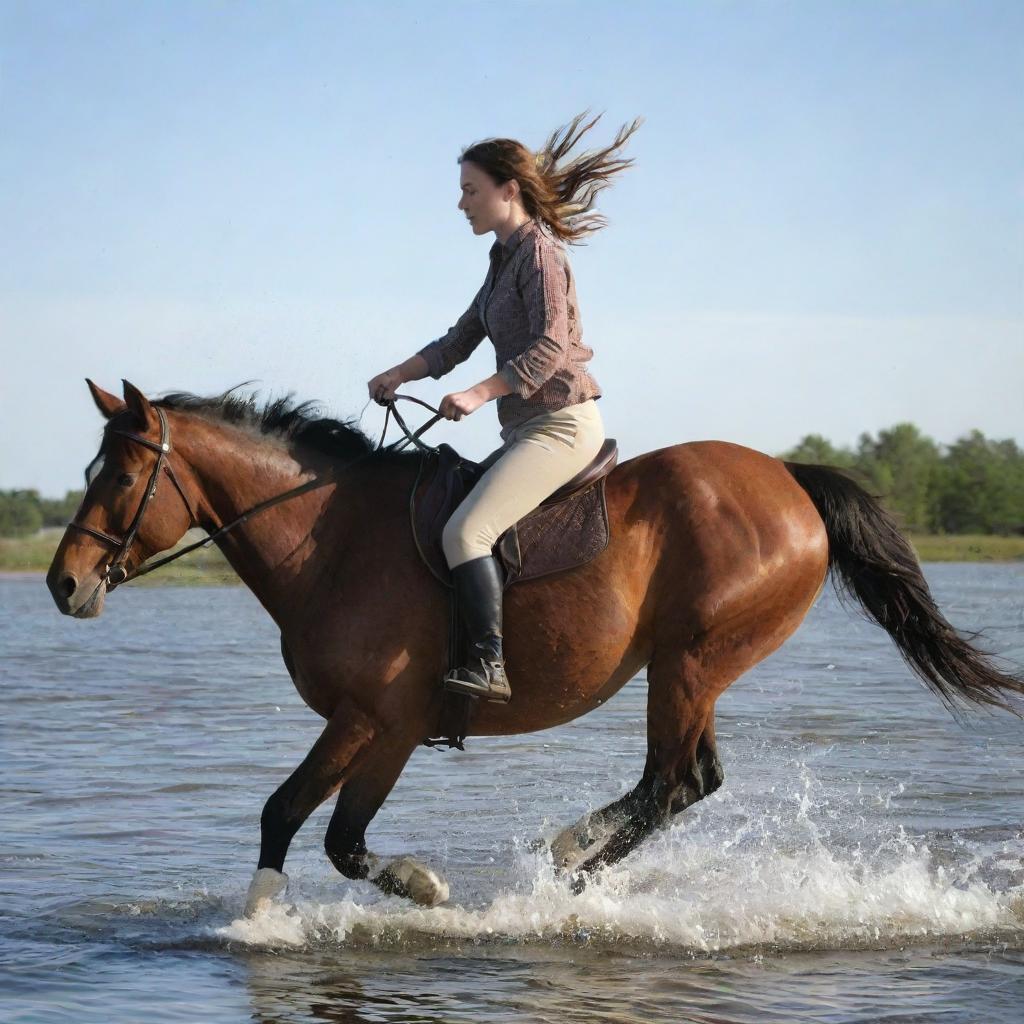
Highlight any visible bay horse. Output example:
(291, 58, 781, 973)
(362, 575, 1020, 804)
(47, 380, 1023, 914)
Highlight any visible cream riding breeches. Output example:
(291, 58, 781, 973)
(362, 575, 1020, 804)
(441, 399, 606, 569)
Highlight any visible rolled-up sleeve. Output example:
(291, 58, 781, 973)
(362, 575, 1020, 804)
(497, 243, 570, 398)
(416, 292, 487, 380)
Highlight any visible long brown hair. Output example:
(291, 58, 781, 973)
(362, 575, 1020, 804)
(460, 112, 642, 244)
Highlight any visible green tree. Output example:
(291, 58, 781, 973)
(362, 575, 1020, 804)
(39, 490, 84, 527)
(855, 423, 940, 532)
(0, 490, 43, 536)
(933, 431, 1024, 534)
(780, 433, 856, 468)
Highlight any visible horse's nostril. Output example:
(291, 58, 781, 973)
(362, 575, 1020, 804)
(60, 574, 78, 600)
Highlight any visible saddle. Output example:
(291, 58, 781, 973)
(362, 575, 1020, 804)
(411, 438, 618, 589)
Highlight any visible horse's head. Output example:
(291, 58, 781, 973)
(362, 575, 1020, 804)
(46, 380, 197, 618)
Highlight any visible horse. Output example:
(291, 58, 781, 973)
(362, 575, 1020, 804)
(47, 379, 1024, 913)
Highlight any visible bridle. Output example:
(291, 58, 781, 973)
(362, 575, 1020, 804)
(67, 407, 199, 588)
(66, 395, 445, 590)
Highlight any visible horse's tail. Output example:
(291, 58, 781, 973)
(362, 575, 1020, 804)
(785, 461, 1024, 714)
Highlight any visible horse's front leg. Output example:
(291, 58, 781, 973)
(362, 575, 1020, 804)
(245, 699, 375, 915)
(323, 735, 450, 907)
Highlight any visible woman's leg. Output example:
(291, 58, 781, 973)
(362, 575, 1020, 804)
(443, 400, 605, 568)
(441, 401, 605, 702)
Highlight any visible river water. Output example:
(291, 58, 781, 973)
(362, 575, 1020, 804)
(2, 564, 1024, 1023)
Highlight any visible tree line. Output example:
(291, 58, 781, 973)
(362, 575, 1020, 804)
(0, 490, 83, 537)
(2, 422, 1021, 537)
(782, 424, 1023, 535)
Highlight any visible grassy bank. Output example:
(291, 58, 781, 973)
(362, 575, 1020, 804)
(0, 528, 240, 585)
(906, 533, 1024, 563)
(3, 528, 1022, 586)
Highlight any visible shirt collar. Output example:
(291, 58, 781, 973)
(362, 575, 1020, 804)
(490, 219, 539, 261)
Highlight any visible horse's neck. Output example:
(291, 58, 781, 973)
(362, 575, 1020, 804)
(178, 417, 342, 622)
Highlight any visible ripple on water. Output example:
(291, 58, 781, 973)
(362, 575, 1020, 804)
(3, 566, 1024, 1023)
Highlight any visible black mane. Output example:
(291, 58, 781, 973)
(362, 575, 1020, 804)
(154, 386, 420, 465)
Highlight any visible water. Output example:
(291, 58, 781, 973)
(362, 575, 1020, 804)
(2, 564, 1024, 1022)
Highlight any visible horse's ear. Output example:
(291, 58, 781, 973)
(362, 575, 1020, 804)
(121, 379, 156, 431)
(86, 379, 125, 420)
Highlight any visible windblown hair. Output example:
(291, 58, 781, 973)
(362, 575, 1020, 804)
(460, 111, 642, 244)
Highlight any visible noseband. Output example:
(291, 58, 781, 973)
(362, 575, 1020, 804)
(67, 408, 197, 588)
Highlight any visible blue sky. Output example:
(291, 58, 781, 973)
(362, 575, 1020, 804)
(2, 0, 1021, 494)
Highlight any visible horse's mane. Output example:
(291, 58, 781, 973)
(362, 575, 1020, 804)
(154, 386, 420, 465)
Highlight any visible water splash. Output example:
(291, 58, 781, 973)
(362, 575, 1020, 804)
(215, 766, 1024, 954)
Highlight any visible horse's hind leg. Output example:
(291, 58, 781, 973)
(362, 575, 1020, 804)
(323, 738, 450, 907)
(550, 727, 723, 877)
(551, 655, 725, 882)
(245, 700, 376, 915)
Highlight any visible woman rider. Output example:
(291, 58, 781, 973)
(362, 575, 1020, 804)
(367, 113, 640, 705)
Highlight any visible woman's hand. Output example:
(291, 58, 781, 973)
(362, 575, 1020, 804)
(367, 368, 404, 405)
(439, 387, 488, 421)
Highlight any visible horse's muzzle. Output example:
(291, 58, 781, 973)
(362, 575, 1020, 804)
(46, 568, 107, 619)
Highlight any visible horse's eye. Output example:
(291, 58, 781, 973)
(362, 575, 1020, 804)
(118, 473, 135, 487)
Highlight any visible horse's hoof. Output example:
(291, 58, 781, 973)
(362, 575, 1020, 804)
(373, 856, 449, 907)
(244, 868, 288, 916)
(550, 827, 590, 874)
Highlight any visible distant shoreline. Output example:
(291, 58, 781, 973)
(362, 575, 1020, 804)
(4, 531, 1022, 587)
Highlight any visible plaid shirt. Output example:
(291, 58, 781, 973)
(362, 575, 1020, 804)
(417, 219, 602, 438)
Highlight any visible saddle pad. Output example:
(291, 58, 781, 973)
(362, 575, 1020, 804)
(495, 482, 609, 586)
(410, 445, 611, 589)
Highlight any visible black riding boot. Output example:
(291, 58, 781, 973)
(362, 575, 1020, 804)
(443, 555, 512, 704)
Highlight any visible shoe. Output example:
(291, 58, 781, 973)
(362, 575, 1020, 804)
(443, 555, 512, 703)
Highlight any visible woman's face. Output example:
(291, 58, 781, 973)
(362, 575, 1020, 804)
(458, 161, 517, 236)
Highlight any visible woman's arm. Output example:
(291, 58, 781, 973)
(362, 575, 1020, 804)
(437, 370, 513, 421)
(416, 293, 487, 380)
(368, 354, 429, 403)
(368, 286, 486, 403)
(395, 353, 430, 383)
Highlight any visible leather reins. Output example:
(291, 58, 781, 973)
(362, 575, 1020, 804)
(66, 395, 445, 589)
